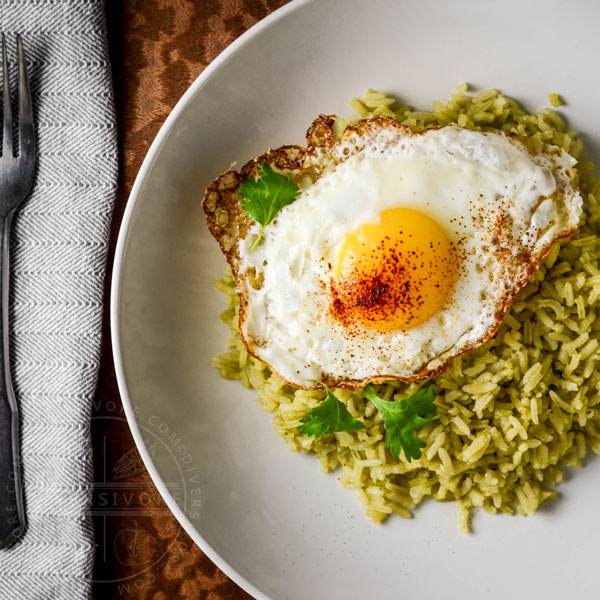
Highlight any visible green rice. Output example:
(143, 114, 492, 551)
(212, 85, 600, 531)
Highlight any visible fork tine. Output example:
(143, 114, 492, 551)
(2, 34, 13, 158)
(17, 35, 34, 159)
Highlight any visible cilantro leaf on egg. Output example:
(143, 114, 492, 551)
(238, 162, 300, 251)
(299, 383, 365, 438)
(363, 385, 438, 462)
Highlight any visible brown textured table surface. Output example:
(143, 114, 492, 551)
(93, 1, 289, 597)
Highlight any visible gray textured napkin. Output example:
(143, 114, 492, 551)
(0, 1, 117, 598)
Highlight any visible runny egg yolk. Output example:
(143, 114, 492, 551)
(331, 208, 457, 332)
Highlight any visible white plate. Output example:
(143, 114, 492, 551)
(111, 1, 600, 598)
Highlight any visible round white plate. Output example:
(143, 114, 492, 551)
(111, 1, 600, 598)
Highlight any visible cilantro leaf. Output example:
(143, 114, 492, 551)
(363, 385, 438, 462)
(299, 383, 365, 438)
(238, 162, 300, 251)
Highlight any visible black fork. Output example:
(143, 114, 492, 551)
(0, 34, 36, 549)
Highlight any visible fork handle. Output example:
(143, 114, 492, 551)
(0, 212, 25, 548)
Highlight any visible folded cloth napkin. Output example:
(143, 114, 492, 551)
(0, 1, 117, 598)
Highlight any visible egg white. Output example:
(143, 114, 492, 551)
(238, 126, 581, 387)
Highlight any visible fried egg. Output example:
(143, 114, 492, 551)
(203, 117, 582, 389)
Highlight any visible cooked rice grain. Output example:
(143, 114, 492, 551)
(211, 86, 600, 530)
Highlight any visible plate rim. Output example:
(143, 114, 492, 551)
(109, 1, 309, 598)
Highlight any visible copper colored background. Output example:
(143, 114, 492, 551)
(94, 1, 289, 598)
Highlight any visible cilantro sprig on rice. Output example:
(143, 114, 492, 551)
(298, 383, 439, 464)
